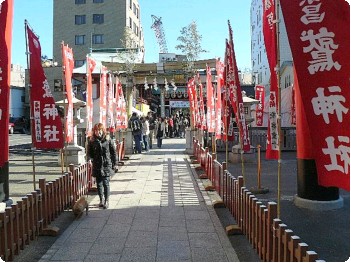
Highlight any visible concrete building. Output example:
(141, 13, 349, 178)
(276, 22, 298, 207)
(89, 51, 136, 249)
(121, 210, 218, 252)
(53, 0, 144, 68)
(250, 0, 293, 89)
(9, 64, 25, 118)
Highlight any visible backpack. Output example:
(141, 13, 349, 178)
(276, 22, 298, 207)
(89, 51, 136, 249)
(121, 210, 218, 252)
(131, 119, 141, 132)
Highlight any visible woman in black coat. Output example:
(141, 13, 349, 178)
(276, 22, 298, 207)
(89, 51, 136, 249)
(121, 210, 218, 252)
(88, 123, 117, 209)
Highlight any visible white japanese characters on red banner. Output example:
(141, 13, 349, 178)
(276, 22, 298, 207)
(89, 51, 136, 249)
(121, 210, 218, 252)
(27, 25, 64, 149)
(280, 0, 350, 191)
(226, 22, 251, 152)
(255, 85, 265, 126)
(262, 0, 279, 159)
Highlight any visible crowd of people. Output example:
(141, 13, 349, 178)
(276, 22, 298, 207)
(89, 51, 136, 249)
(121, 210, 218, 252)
(128, 111, 191, 152)
(85, 111, 190, 210)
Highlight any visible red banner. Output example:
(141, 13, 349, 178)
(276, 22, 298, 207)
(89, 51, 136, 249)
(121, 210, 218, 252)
(0, 0, 13, 167)
(61, 43, 74, 143)
(206, 65, 215, 133)
(215, 59, 223, 139)
(99, 66, 107, 126)
(227, 22, 251, 152)
(280, 0, 350, 191)
(197, 75, 206, 131)
(187, 77, 196, 127)
(27, 25, 64, 149)
(262, 0, 279, 159)
(255, 85, 265, 126)
(222, 48, 232, 142)
(115, 77, 127, 129)
(86, 55, 96, 137)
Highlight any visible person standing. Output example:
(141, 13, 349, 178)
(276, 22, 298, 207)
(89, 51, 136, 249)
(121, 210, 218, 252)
(141, 116, 150, 152)
(156, 117, 166, 148)
(88, 123, 117, 209)
(128, 112, 142, 154)
(148, 112, 155, 149)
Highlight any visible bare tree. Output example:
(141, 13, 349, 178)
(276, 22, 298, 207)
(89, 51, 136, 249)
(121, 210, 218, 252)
(116, 27, 140, 116)
(118, 27, 139, 75)
(175, 21, 207, 73)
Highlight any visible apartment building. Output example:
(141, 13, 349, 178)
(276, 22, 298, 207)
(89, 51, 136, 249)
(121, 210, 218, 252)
(53, 0, 144, 68)
(250, 0, 292, 89)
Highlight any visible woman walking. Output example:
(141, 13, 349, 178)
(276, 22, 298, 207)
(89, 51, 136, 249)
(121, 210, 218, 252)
(88, 123, 117, 209)
(156, 117, 166, 148)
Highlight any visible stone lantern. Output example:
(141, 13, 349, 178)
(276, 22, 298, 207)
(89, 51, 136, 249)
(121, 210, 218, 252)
(56, 97, 86, 165)
(229, 91, 260, 163)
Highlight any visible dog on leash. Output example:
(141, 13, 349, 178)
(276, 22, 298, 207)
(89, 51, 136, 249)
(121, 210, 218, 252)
(72, 196, 89, 219)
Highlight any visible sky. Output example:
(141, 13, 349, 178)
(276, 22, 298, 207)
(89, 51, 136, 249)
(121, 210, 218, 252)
(11, 0, 252, 70)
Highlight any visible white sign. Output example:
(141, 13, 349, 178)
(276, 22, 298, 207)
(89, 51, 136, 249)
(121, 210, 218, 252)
(169, 100, 190, 108)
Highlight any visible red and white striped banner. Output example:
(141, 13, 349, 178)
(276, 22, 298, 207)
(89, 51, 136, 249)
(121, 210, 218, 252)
(281, 0, 350, 190)
(262, 0, 279, 159)
(0, 0, 13, 167)
(61, 43, 74, 143)
(27, 25, 64, 149)
(255, 85, 265, 126)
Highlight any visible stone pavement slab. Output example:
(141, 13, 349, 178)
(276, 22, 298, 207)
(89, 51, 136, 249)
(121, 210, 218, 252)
(39, 138, 239, 262)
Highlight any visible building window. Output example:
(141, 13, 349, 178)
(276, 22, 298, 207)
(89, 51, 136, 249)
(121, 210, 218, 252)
(136, 8, 139, 18)
(129, 0, 132, 9)
(75, 35, 85, 45)
(129, 17, 132, 29)
(133, 3, 136, 15)
(54, 79, 63, 92)
(74, 60, 85, 68)
(75, 15, 86, 25)
(93, 14, 104, 24)
(92, 34, 104, 44)
(75, 0, 86, 4)
(93, 0, 103, 2)
(133, 22, 136, 34)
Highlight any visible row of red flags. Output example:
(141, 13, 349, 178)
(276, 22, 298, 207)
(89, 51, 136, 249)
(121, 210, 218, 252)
(0, 0, 348, 191)
(186, 0, 349, 191)
(26, 26, 128, 149)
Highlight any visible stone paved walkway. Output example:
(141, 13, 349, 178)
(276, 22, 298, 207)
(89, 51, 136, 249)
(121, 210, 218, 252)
(39, 138, 239, 262)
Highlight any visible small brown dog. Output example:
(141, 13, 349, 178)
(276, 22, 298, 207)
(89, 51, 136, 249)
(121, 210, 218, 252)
(72, 196, 89, 219)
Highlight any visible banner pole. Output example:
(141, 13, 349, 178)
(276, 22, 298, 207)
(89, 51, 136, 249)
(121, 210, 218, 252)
(24, 20, 37, 191)
(276, 0, 282, 218)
